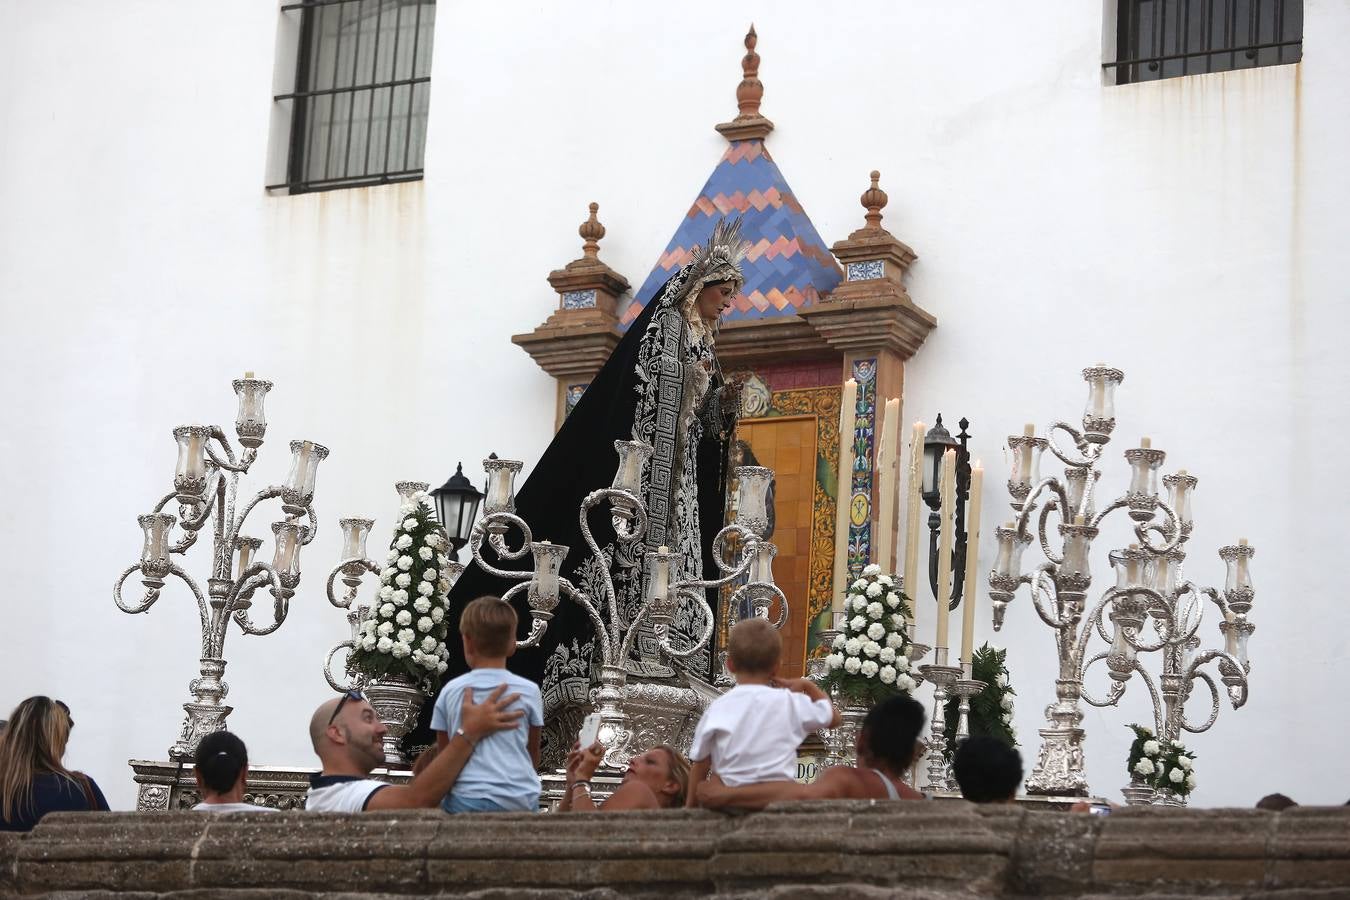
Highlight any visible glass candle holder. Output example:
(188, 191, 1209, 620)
(282, 440, 329, 514)
(173, 425, 211, 498)
(992, 523, 1031, 579)
(643, 546, 683, 624)
(1220, 542, 1254, 614)
(1006, 435, 1047, 496)
(1060, 523, 1095, 579)
(1151, 548, 1183, 598)
(1063, 467, 1100, 522)
(611, 440, 653, 495)
(528, 540, 568, 614)
(271, 521, 304, 582)
(234, 535, 262, 578)
(483, 457, 523, 515)
(749, 541, 777, 585)
(1163, 472, 1197, 534)
(396, 481, 430, 505)
(1081, 365, 1124, 438)
(339, 518, 373, 562)
(232, 376, 273, 448)
(138, 512, 177, 578)
(734, 466, 773, 537)
(1124, 445, 1166, 521)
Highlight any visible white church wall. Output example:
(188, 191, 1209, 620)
(1, 0, 1346, 810)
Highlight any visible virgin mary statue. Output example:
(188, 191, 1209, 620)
(441, 217, 751, 760)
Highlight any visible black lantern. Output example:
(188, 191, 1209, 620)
(921, 414, 972, 606)
(431, 462, 483, 560)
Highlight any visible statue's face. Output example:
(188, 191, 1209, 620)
(695, 281, 736, 322)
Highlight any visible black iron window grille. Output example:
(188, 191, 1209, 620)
(1107, 0, 1302, 85)
(271, 0, 436, 194)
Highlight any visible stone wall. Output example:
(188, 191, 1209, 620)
(2, 802, 1347, 898)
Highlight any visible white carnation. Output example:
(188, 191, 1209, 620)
(826, 653, 844, 670)
(844, 637, 863, 656)
(885, 592, 900, 609)
(1171, 740, 1184, 749)
(862, 640, 881, 658)
(376, 636, 393, 653)
(431, 607, 444, 623)
(391, 641, 411, 659)
(424, 532, 440, 548)
(851, 579, 867, 591)
(438, 646, 449, 660)
(850, 615, 867, 632)
(417, 581, 434, 596)
(396, 534, 413, 550)
(396, 610, 412, 626)
(380, 567, 396, 580)
(413, 597, 431, 614)
(437, 553, 449, 568)
(1133, 758, 1155, 776)
(410, 650, 425, 666)
(866, 582, 883, 598)
(863, 564, 881, 576)
(1000, 695, 1014, 710)
(877, 575, 893, 586)
(1177, 756, 1192, 770)
(379, 603, 395, 618)
(418, 546, 434, 561)
(891, 614, 905, 629)
(894, 656, 910, 672)
(386, 549, 399, 563)
(417, 616, 434, 633)
(396, 573, 412, 588)
(885, 632, 904, 650)
(402, 518, 418, 531)
(360, 635, 376, 651)
(866, 601, 884, 619)
(832, 634, 846, 650)
(377, 621, 394, 636)
(866, 622, 886, 641)
(421, 636, 438, 653)
(392, 589, 409, 605)
(399, 503, 415, 515)
(879, 647, 897, 664)
(422, 568, 437, 581)
(397, 627, 415, 644)
(879, 665, 897, 684)
(844, 656, 862, 674)
(860, 660, 879, 677)
(397, 556, 413, 571)
(996, 673, 1009, 688)
(1169, 767, 1184, 784)
(379, 586, 394, 600)
(1142, 740, 1161, 757)
(897, 674, 917, 692)
(437, 661, 448, 674)
(852, 597, 868, 612)
(1185, 773, 1197, 789)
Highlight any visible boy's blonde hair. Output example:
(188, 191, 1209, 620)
(460, 596, 518, 657)
(727, 617, 781, 676)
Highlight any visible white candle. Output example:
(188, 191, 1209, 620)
(874, 397, 900, 573)
(901, 421, 924, 627)
(654, 545, 670, 601)
(935, 448, 956, 651)
(959, 461, 983, 666)
(832, 379, 858, 613)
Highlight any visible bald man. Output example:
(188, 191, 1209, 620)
(306, 685, 523, 812)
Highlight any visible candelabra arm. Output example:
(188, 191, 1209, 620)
(1036, 499, 1066, 565)
(230, 564, 290, 636)
(556, 578, 614, 666)
(167, 563, 210, 631)
(1176, 666, 1223, 733)
(710, 523, 758, 575)
(152, 490, 180, 514)
(514, 613, 550, 650)
(301, 504, 319, 545)
(1046, 421, 1097, 468)
(229, 486, 285, 545)
(579, 488, 647, 631)
(627, 586, 716, 663)
(1134, 499, 1183, 555)
(1078, 651, 1129, 707)
(326, 557, 380, 609)
(1198, 585, 1245, 626)
(1088, 498, 1129, 531)
(468, 513, 536, 580)
(729, 582, 789, 629)
(113, 564, 162, 615)
(204, 427, 249, 473)
(1015, 477, 1062, 534)
(1183, 649, 1247, 716)
(1029, 566, 1068, 630)
(323, 640, 359, 693)
(173, 486, 220, 543)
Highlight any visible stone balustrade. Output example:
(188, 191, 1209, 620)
(1, 801, 1347, 897)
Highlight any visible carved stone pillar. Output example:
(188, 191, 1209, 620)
(512, 203, 632, 429)
(799, 172, 936, 576)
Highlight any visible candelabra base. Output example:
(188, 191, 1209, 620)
(918, 662, 962, 793)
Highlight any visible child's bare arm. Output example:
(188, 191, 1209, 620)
(775, 677, 828, 702)
(686, 758, 712, 808)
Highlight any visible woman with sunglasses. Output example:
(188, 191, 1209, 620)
(0, 696, 109, 831)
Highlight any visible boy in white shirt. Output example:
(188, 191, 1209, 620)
(687, 617, 840, 805)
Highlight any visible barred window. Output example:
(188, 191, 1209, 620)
(1107, 0, 1302, 85)
(271, 0, 436, 194)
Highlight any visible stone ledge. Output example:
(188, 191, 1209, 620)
(2, 803, 1348, 898)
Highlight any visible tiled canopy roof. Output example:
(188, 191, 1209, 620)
(621, 139, 843, 330)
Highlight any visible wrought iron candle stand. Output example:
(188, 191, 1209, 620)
(113, 375, 326, 759)
(988, 365, 1256, 799)
(464, 441, 786, 768)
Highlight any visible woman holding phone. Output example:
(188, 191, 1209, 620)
(559, 741, 689, 812)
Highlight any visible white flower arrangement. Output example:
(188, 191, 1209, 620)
(820, 567, 914, 705)
(347, 492, 456, 689)
(1126, 724, 1198, 798)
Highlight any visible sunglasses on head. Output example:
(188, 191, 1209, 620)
(327, 690, 365, 727)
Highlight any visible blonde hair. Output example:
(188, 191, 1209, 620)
(0, 697, 73, 822)
(652, 744, 691, 808)
(728, 617, 782, 675)
(460, 595, 518, 657)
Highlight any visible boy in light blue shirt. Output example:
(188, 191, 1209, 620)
(431, 595, 543, 813)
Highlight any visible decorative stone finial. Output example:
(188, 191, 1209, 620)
(579, 202, 605, 259)
(862, 171, 888, 231)
(716, 25, 775, 142)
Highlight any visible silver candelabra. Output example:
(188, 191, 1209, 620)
(114, 375, 326, 759)
(468, 441, 786, 767)
(988, 365, 1255, 797)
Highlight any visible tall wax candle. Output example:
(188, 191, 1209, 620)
(935, 448, 957, 651)
(874, 397, 900, 573)
(901, 421, 925, 627)
(831, 378, 859, 613)
(960, 461, 984, 666)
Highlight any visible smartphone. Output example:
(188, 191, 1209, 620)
(1088, 803, 1112, 816)
(577, 712, 602, 750)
